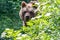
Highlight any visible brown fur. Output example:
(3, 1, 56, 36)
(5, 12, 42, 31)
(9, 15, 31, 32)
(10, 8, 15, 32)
(19, 1, 37, 26)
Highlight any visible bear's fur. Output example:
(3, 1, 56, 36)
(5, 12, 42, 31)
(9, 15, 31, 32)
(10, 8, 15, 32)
(19, 1, 37, 26)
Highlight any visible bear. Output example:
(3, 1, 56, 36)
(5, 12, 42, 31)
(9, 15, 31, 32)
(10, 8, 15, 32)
(19, 1, 38, 26)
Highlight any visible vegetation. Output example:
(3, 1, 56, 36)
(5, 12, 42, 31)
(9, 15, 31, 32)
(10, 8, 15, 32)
(0, 0, 60, 40)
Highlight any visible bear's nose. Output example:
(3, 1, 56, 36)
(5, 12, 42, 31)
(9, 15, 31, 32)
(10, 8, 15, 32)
(26, 16, 30, 21)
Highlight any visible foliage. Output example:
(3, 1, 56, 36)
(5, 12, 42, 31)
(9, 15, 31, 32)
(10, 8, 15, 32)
(0, 0, 60, 40)
(0, 0, 22, 35)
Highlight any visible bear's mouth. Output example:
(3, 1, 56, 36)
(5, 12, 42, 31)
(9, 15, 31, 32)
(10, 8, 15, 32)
(26, 16, 30, 21)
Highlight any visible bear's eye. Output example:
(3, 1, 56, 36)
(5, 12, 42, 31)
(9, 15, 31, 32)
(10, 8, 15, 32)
(23, 11, 26, 14)
(30, 11, 33, 13)
(30, 11, 35, 15)
(23, 11, 27, 16)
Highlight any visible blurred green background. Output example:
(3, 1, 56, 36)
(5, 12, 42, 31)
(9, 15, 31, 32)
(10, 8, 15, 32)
(0, 0, 30, 34)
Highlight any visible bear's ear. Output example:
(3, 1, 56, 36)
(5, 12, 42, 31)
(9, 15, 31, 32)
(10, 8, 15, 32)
(29, 1, 36, 5)
(22, 1, 27, 7)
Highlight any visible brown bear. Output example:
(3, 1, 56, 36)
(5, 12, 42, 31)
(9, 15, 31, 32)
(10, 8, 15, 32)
(19, 1, 37, 26)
